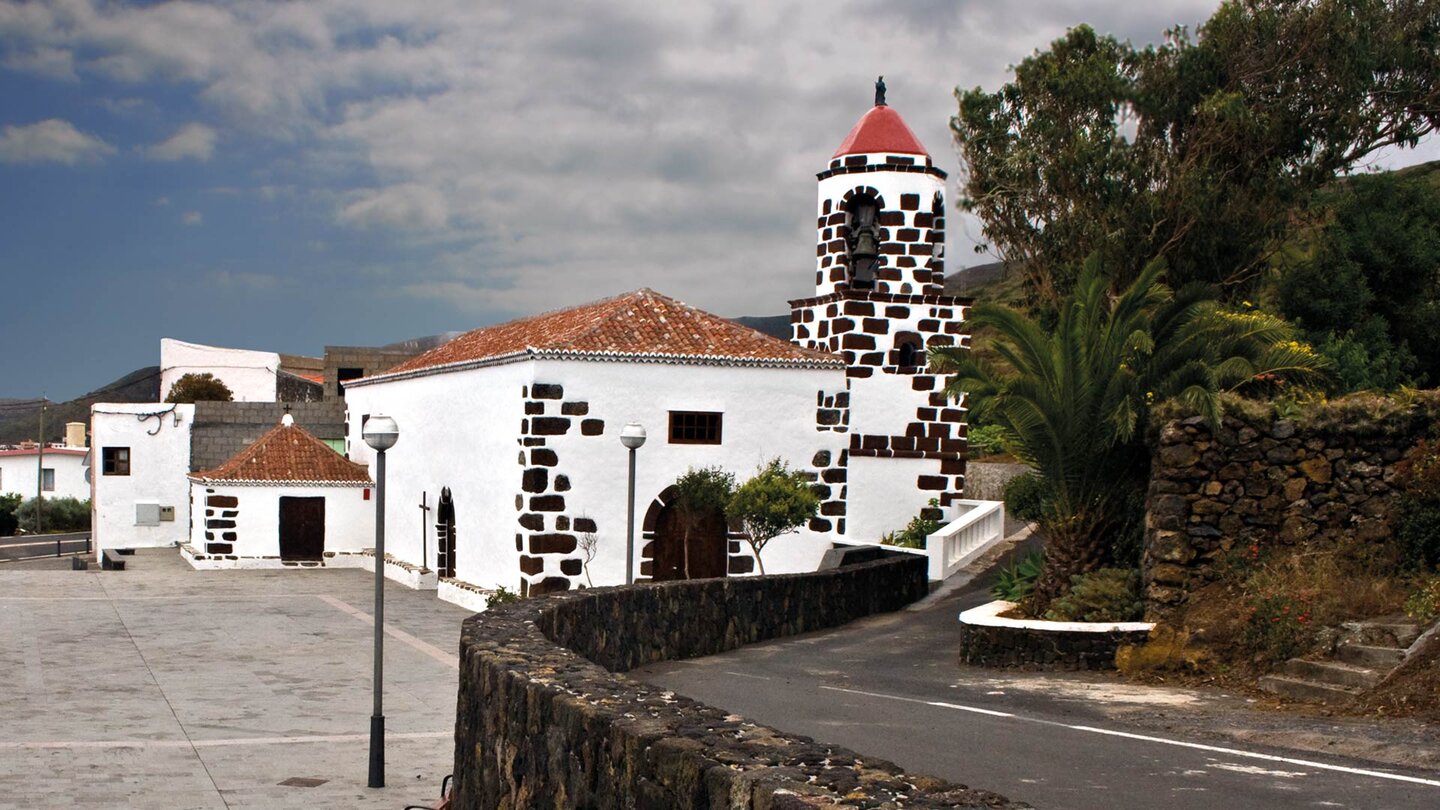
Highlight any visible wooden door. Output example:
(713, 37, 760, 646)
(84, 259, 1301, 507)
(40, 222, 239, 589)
(279, 497, 326, 561)
(652, 503, 728, 581)
(436, 487, 456, 579)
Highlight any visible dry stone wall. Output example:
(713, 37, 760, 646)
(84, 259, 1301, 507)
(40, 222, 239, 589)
(1143, 409, 1430, 619)
(451, 553, 1024, 809)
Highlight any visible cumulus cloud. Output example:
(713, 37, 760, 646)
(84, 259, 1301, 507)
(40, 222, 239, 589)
(337, 183, 448, 231)
(146, 122, 217, 161)
(3, 45, 76, 80)
(0, 118, 115, 165)
(181, 210, 203, 226)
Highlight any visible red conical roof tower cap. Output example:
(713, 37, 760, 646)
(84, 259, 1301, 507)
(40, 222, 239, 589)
(832, 105, 929, 158)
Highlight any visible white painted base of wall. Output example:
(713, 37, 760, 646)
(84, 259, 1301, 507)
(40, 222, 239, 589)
(359, 549, 438, 590)
(180, 544, 373, 571)
(437, 578, 491, 614)
(959, 599, 1155, 633)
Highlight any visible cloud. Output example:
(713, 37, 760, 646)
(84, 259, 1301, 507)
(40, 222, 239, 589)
(3, 46, 76, 80)
(336, 183, 448, 231)
(0, 119, 115, 165)
(146, 122, 217, 161)
(208, 270, 278, 290)
(181, 210, 203, 226)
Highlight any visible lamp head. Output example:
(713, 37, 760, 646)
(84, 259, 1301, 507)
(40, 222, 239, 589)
(362, 414, 400, 452)
(619, 422, 647, 450)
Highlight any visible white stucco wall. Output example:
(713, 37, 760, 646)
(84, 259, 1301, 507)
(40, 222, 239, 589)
(816, 157, 946, 297)
(0, 449, 89, 502)
(90, 403, 194, 554)
(160, 338, 279, 403)
(345, 358, 848, 592)
(845, 454, 947, 542)
(187, 481, 373, 558)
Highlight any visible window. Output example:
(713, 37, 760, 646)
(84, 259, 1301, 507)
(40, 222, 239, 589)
(669, 411, 723, 444)
(897, 341, 921, 368)
(337, 367, 365, 397)
(41, 468, 55, 492)
(847, 194, 880, 288)
(102, 447, 131, 476)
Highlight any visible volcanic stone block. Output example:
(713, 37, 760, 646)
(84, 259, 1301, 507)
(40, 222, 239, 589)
(206, 495, 238, 508)
(531, 449, 558, 467)
(554, 475, 571, 492)
(812, 450, 832, 467)
(728, 556, 755, 574)
(525, 402, 545, 415)
(519, 555, 545, 575)
(206, 543, 233, 554)
(560, 559, 583, 576)
(581, 419, 605, 436)
(573, 517, 597, 533)
(529, 533, 576, 554)
(561, 401, 589, 415)
(532, 383, 564, 400)
(528, 576, 571, 595)
(530, 495, 566, 512)
(556, 516, 570, 531)
(532, 417, 571, 436)
(521, 468, 549, 493)
(519, 513, 545, 531)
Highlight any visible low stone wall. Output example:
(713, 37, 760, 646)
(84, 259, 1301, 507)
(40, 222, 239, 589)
(451, 554, 1024, 809)
(957, 604, 1152, 671)
(964, 460, 1029, 502)
(1143, 401, 1436, 619)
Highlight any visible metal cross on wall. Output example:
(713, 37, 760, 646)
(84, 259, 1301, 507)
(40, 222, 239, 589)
(418, 491, 431, 573)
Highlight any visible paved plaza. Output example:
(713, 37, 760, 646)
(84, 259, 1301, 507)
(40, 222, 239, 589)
(0, 549, 472, 809)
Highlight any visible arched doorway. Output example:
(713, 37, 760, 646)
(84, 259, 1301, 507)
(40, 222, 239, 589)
(436, 487, 456, 578)
(648, 492, 728, 581)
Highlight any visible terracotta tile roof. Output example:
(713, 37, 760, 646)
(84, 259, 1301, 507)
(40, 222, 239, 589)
(833, 105, 929, 158)
(191, 418, 371, 485)
(376, 289, 842, 378)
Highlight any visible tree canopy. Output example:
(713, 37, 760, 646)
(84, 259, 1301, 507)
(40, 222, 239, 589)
(727, 459, 819, 575)
(953, 0, 1440, 307)
(165, 372, 235, 404)
(932, 257, 1324, 607)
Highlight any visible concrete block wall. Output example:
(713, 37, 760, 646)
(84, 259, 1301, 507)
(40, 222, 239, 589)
(190, 401, 347, 472)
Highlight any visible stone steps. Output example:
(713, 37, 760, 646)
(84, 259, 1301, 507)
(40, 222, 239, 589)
(1258, 675, 1361, 703)
(1259, 617, 1420, 705)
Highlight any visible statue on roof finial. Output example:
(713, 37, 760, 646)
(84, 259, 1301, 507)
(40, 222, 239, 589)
(875, 75, 886, 107)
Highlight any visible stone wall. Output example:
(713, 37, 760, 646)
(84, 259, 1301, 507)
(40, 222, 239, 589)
(452, 554, 1023, 809)
(189, 401, 347, 472)
(1143, 407, 1432, 619)
(964, 461, 1028, 502)
(958, 622, 1151, 670)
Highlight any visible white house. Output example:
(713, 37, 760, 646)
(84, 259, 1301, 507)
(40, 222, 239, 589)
(183, 414, 373, 568)
(160, 338, 280, 402)
(90, 402, 196, 555)
(0, 447, 89, 503)
(341, 87, 970, 605)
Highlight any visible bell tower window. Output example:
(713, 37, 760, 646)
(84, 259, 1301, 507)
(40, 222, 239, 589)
(847, 194, 880, 288)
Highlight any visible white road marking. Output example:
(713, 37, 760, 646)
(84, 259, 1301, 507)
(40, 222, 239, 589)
(315, 594, 457, 670)
(0, 731, 451, 751)
(1211, 762, 1309, 778)
(724, 670, 772, 681)
(820, 685, 1440, 788)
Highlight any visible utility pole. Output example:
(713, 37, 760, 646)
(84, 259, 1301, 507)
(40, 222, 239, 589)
(36, 398, 45, 537)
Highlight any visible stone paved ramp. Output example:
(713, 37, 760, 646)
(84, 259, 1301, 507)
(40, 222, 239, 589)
(0, 549, 470, 809)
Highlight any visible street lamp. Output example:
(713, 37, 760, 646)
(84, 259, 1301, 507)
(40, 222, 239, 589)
(361, 415, 399, 789)
(619, 422, 646, 585)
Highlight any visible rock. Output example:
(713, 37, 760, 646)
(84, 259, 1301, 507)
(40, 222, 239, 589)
(1283, 477, 1307, 501)
(1271, 420, 1296, 439)
(1203, 481, 1223, 496)
(1159, 443, 1198, 467)
(1150, 530, 1197, 564)
(1149, 563, 1189, 585)
(1299, 457, 1333, 484)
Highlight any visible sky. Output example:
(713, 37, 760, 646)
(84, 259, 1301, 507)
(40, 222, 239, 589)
(1, 0, 1435, 401)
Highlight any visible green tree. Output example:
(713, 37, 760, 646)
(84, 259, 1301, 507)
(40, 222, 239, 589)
(727, 459, 820, 575)
(165, 372, 234, 403)
(953, 1, 1440, 307)
(16, 497, 92, 534)
(671, 466, 736, 578)
(1276, 171, 1440, 390)
(932, 257, 1323, 609)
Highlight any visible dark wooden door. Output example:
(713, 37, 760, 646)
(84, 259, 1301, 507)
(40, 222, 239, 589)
(436, 487, 456, 579)
(652, 503, 728, 581)
(279, 497, 326, 561)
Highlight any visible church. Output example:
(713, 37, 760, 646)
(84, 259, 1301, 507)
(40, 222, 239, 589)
(342, 83, 973, 608)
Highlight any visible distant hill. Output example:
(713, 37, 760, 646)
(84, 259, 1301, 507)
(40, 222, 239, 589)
(731, 315, 791, 340)
(0, 366, 161, 446)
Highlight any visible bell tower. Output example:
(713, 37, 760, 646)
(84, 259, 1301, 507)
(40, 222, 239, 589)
(790, 78, 971, 538)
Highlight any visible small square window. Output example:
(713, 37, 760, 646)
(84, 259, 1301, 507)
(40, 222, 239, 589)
(668, 411, 723, 445)
(103, 447, 131, 476)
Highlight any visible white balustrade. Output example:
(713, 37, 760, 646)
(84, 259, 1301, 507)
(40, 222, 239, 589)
(922, 499, 1006, 581)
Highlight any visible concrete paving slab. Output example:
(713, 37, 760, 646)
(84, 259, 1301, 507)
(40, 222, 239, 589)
(0, 548, 472, 809)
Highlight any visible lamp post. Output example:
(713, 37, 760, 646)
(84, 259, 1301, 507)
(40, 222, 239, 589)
(361, 415, 399, 790)
(619, 423, 646, 585)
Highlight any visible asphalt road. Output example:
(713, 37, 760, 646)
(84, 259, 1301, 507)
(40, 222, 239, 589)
(0, 532, 90, 562)
(634, 544, 1440, 809)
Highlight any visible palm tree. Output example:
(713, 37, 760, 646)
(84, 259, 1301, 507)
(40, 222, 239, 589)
(932, 257, 1323, 609)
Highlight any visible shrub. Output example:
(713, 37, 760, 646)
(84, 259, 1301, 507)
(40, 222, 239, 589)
(1002, 471, 1047, 522)
(880, 499, 942, 549)
(487, 586, 522, 608)
(1238, 591, 1320, 666)
(0, 493, 20, 537)
(968, 424, 1008, 457)
(1043, 568, 1143, 623)
(1405, 576, 1440, 624)
(165, 372, 234, 403)
(728, 458, 820, 575)
(1396, 435, 1440, 571)
(992, 549, 1044, 603)
(16, 497, 91, 534)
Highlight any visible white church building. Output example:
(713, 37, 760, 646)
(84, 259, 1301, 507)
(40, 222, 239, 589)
(343, 87, 973, 603)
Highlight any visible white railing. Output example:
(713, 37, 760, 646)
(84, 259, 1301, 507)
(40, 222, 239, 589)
(922, 499, 1006, 581)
